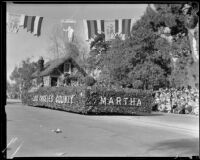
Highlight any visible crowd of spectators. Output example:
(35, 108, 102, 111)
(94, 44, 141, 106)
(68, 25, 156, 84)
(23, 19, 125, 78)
(153, 87, 199, 115)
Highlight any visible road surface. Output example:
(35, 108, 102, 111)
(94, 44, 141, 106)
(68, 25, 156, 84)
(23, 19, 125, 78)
(5, 101, 199, 157)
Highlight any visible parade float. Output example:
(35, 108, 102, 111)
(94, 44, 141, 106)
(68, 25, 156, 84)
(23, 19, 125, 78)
(22, 56, 154, 115)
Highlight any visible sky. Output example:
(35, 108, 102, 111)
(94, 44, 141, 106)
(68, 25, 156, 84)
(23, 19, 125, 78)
(6, 3, 148, 82)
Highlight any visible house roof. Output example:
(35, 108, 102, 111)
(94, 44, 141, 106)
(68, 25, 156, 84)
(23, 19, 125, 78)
(31, 56, 87, 79)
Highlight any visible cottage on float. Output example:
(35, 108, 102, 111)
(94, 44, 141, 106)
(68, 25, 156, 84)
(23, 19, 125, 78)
(31, 56, 87, 89)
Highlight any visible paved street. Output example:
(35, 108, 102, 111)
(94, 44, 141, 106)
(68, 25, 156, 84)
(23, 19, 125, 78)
(6, 101, 199, 157)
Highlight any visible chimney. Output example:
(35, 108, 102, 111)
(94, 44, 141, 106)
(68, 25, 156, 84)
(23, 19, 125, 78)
(38, 56, 44, 71)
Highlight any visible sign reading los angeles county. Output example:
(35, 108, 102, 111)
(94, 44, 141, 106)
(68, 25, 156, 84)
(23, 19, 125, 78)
(32, 95, 75, 104)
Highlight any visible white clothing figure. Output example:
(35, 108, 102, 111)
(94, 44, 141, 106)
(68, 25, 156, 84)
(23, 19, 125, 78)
(63, 26, 74, 42)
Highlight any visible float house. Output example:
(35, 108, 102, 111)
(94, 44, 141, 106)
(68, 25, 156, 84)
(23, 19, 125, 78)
(24, 56, 153, 115)
(31, 56, 87, 87)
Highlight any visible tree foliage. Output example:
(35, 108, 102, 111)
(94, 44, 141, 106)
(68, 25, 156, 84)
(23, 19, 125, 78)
(48, 24, 89, 61)
(10, 58, 37, 92)
(86, 3, 199, 90)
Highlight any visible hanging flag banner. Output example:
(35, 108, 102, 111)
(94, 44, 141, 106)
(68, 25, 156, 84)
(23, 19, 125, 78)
(7, 12, 25, 33)
(61, 19, 76, 42)
(85, 20, 98, 40)
(83, 18, 135, 41)
(24, 15, 43, 36)
(7, 12, 44, 37)
(121, 19, 131, 39)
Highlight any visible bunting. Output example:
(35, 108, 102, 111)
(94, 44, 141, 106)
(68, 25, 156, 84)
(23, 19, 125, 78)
(7, 12, 43, 37)
(7, 12, 136, 41)
(84, 20, 98, 40)
(24, 16, 43, 36)
(61, 19, 76, 42)
(83, 18, 135, 41)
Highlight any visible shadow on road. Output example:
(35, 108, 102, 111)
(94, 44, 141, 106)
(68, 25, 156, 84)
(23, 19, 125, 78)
(6, 102, 22, 105)
(86, 112, 164, 116)
(147, 138, 199, 155)
(9, 103, 165, 116)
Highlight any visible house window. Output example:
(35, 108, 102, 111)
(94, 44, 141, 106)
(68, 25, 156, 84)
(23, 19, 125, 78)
(64, 62, 71, 74)
(32, 79, 37, 87)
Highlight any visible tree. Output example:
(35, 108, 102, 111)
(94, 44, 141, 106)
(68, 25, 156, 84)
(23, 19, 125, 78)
(152, 3, 199, 88)
(86, 5, 170, 89)
(86, 3, 198, 89)
(47, 24, 89, 61)
(48, 24, 65, 59)
(6, 82, 20, 99)
(7, 80, 11, 92)
(103, 6, 172, 89)
(10, 58, 37, 93)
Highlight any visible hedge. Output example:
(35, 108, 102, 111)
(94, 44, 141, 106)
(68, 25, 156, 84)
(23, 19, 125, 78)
(22, 86, 154, 115)
(22, 86, 88, 114)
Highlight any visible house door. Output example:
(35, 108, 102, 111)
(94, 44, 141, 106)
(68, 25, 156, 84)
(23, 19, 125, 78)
(51, 77, 58, 86)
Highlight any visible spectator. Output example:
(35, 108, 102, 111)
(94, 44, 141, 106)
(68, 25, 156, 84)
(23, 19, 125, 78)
(154, 87, 199, 115)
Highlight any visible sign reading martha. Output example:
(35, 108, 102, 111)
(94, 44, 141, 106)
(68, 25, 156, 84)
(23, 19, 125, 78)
(32, 94, 75, 104)
(99, 96, 142, 106)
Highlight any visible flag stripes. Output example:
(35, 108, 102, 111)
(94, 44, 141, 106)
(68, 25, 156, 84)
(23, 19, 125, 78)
(24, 16, 28, 28)
(31, 16, 36, 33)
(87, 20, 98, 39)
(127, 19, 131, 35)
(122, 19, 131, 34)
(97, 20, 105, 34)
(122, 19, 125, 34)
(115, 20, 119, 33)
(97, 20, 101, 34)
(89, 20, 95, 38)
(7, 12, 43, 36)
(118, 19, 122, 34)
(35, 17, 43, 36)
(24, 16, 43, 36)
(34, 16, 40, 35)
(101, 20, 104, 32)
(27, 16, 33, 32)
(87, 20, 91, 40)
(84, 18, 134, 41)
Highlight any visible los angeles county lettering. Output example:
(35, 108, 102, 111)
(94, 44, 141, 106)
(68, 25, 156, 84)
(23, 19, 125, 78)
(32, 95, 75, 104)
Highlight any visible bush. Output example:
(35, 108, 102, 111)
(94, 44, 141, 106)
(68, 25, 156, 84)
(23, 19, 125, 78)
(22, 85, 154, 115)
(85, 86, 154, 114)
(22, 86, 88, 114)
